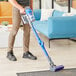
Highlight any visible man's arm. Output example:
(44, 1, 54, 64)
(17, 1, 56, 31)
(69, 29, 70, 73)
(9, 0, 26, 14)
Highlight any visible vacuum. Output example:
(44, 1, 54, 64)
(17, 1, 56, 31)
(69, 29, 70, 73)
(21, 7, 64, 72)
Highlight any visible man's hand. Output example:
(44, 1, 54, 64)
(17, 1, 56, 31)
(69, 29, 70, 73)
(9, 0, 26, 14)
(20, 8, 26, 15)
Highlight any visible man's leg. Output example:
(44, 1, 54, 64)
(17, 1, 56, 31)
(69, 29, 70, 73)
(7, 7, 21, 61)
(22, 23, 37, 60)
(23, 23, 30, 52)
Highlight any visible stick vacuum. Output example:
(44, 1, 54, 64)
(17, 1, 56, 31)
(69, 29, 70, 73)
(21, 7, 64, 72)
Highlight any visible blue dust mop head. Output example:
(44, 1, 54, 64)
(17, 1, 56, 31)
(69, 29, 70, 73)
(50, 65, 64, 72)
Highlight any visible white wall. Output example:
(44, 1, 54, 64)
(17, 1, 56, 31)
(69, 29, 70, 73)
(41, 0, 76, 14)
(41, 0, 52, 9)
(33, 0, 39, 9)
(0, 29, 23, 48)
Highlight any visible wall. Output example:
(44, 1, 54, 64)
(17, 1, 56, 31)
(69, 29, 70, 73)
(33, 0, 40, 9)
(41, 0, 52, 9)
(41, 0, 76, 14)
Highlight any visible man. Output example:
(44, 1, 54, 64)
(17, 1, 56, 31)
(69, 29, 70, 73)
(7, 0, 37, 61)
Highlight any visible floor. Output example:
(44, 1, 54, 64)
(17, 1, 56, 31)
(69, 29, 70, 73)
(0, 30, 76, 76)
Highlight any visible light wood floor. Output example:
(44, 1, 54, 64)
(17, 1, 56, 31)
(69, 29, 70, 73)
(0, 31, 76, 76)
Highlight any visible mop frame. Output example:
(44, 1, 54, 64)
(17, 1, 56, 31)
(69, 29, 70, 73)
(21, 7, 64, 71)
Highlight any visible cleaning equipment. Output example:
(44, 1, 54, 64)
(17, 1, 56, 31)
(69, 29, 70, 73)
(21, 7, 64, 72)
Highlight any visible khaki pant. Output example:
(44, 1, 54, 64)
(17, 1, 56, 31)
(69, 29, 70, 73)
(8, 7, 30, 52)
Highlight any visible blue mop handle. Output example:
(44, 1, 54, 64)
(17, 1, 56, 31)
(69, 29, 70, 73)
(25, 8, 54, 65)
(31, 23, 54, 65)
